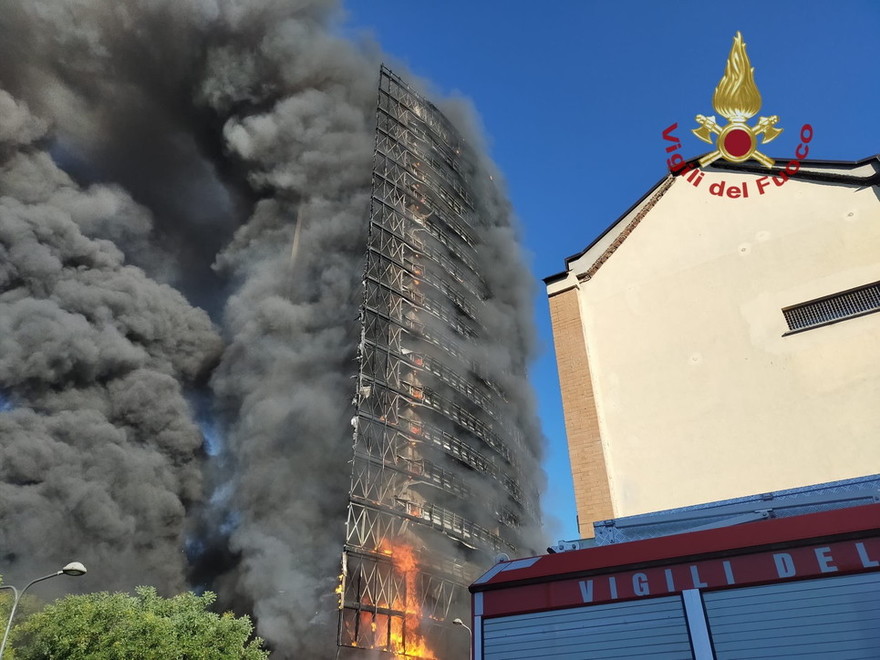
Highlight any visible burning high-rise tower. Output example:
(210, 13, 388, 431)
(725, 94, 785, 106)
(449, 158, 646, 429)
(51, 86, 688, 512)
(337, 67, 543, 659)
(0, 3, 543, 657)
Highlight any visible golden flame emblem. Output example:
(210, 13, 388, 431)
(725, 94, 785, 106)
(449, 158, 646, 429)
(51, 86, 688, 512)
(693, 32, 782, 167)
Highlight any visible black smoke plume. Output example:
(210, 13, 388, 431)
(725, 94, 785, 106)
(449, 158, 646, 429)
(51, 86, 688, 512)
(0, 1, 544, 656)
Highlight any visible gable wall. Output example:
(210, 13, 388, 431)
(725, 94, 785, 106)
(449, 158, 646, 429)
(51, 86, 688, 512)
(563, 169, 880, 517)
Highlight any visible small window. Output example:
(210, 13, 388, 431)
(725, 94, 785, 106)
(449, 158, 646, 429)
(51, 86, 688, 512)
(783, 281, 880, 332)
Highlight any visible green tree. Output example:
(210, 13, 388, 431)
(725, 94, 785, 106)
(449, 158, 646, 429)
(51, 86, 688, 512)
(1, 575, 44, 660)
(10, 586, 269, 659)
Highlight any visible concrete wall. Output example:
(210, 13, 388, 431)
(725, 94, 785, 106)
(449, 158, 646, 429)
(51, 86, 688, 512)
(549, 167, 880, 520)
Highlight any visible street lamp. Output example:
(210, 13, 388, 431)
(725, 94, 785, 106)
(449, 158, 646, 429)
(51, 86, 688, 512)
(452, 617, 473, 660)
(0, 562, 87, 659)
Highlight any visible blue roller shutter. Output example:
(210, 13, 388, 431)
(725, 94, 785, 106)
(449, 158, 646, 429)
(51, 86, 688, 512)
(482, 596, 694, 659)
(704, 571, 880, 659)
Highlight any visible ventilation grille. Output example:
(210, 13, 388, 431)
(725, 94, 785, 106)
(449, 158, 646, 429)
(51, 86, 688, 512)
(784, 282, 880, 331)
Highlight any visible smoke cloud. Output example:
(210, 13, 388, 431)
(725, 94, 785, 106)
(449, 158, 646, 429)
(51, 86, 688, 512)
(0, 1, 544, 657)
(0, 88, 222, 588)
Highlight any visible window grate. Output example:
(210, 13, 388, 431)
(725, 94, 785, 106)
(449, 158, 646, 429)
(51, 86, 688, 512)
(783, 281, 880, 331)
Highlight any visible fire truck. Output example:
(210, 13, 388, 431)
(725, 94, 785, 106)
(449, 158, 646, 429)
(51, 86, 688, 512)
(470, 479, 880, 659)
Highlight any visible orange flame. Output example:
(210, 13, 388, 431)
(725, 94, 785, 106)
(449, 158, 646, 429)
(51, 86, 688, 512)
(381, 540, 438, 659)
(335, 573, 345, 609)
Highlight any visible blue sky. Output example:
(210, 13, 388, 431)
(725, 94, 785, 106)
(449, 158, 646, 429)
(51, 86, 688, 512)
(341, 1, 880, 541)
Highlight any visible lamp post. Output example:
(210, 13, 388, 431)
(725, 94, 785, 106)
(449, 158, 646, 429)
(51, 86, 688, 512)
(452, 617, 473, 660)
(0, 562, 87, 659)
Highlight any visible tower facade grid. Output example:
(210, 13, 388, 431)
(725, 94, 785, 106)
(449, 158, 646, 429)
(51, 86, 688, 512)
(337, 66, 537, 658)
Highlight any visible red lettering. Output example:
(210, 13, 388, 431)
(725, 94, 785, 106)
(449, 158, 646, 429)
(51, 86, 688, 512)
(796, 143, 809, 159)
(709, 181, 725, 196)
(662, 123, 680, 142)
(800, 123, 813, 143)
(667, 153, 687, 172)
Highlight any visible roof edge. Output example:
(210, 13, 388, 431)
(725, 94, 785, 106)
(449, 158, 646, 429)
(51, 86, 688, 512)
(542, 172, 674, 285)
(545, 154, 880, 284)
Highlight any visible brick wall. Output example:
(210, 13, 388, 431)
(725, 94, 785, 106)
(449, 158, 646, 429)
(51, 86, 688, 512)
(548, 287, 614, 536)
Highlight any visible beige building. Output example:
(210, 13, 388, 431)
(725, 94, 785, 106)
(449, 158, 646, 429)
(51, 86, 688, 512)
(546, 156, 880, 537)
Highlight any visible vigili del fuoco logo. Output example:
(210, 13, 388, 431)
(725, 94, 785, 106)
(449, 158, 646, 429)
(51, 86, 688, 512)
(661, 32, 813, 199)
